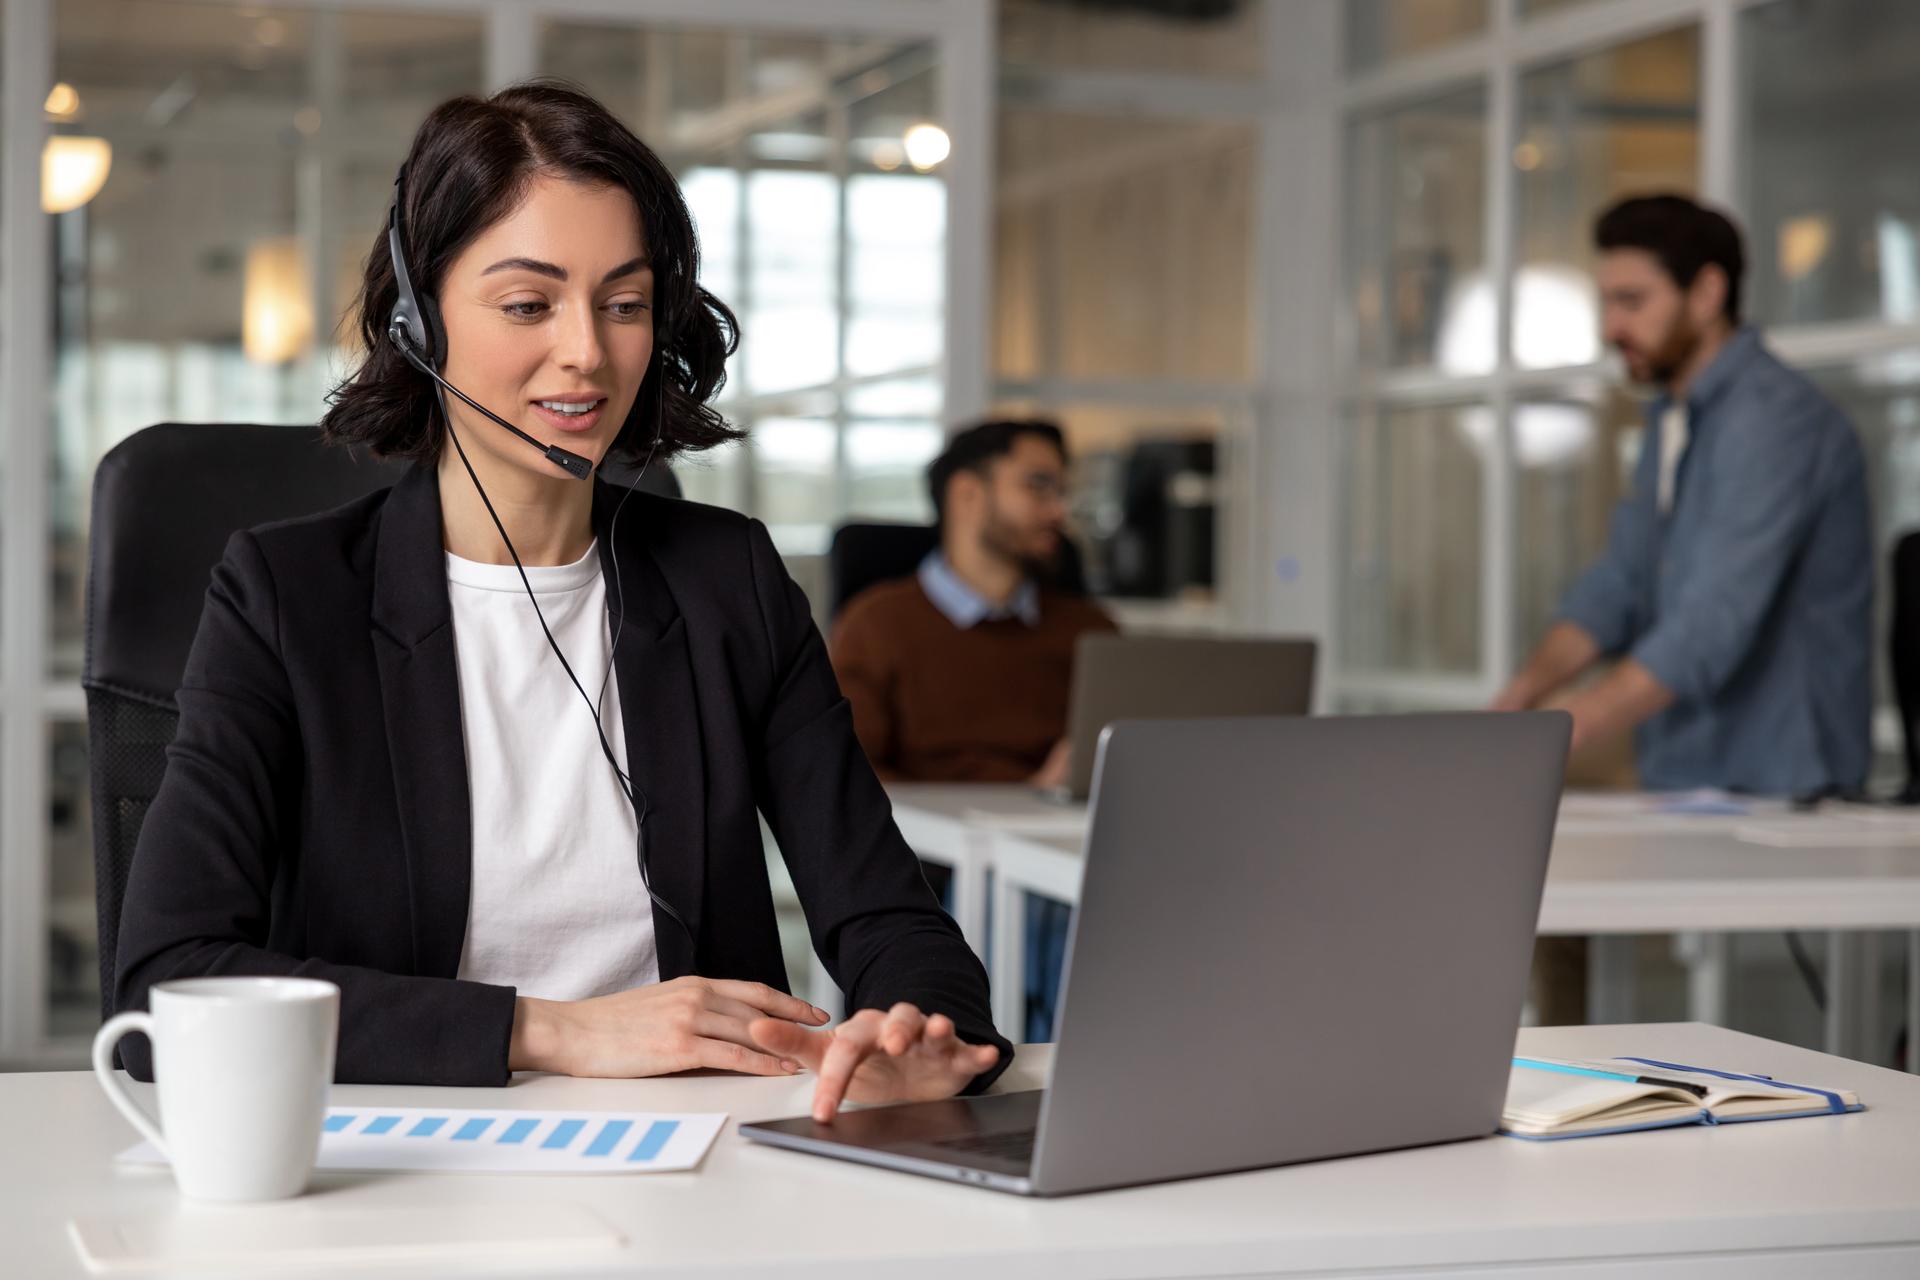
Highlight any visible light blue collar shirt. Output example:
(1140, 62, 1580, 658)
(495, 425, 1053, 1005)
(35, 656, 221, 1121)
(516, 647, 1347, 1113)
(917, 552, 1041, 629)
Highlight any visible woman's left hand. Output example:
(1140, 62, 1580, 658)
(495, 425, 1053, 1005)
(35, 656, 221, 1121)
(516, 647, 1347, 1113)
(749, 1003, 1000, 1122)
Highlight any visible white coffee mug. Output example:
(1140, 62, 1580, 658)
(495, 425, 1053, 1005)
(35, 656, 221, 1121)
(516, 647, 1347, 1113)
(93, 976, 339, 1202)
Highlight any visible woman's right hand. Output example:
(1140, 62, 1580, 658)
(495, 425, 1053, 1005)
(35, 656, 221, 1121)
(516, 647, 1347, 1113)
(508, 977, 832, 1078)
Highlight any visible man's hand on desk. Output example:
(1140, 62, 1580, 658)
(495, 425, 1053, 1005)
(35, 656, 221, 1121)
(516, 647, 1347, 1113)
(509, 977, 832, 1078)
(1488, 679, 1536, 713)
(749, 1003, 1000, 1122)
(1558, 658, 1674, 754)
(1027, 739, 1071, 791)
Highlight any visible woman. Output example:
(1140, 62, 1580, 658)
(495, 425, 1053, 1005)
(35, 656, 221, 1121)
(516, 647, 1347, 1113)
(114, 81, 1007, 1121)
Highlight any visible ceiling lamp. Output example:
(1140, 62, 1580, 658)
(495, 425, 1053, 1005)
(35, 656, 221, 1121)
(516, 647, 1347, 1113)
(44, 82, 81, 121)
(242, 237, 315, 365)
(42, 136, 113, 214)
(902, 122, 950, 172)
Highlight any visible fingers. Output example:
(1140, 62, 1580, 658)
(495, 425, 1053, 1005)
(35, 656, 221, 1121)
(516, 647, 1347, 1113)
(880, 1002, 927, 1056)
(812, 1011, 884, 1123)
(690, 989, 823, 1070)
(877, 1008, 987, 1067)
(917, 1012, 999, 1075)
(747, 1016, 828, 1068)
(704, 979, 829, 1026)
(692, 1035, 797, 1077)
(799, 1006, 1002, 1119)
(709, 994, 806, 1030)
(694, 1013, 804, 1073)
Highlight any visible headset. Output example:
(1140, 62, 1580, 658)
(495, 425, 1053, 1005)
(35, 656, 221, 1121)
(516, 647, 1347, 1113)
(385, 165, 692, 952)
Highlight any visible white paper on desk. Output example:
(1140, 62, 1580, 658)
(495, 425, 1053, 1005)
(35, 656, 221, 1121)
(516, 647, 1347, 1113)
(1560, 788, 1756, 818)
(1819, 802, 1920, 827)
(68, 1202, 623, 1274)
(118, 1106, 726, 1175)
(1736, 818, 1920, 848)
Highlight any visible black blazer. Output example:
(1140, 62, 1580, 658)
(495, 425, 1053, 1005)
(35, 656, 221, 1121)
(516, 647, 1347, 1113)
(115, 462, 1010, 1088)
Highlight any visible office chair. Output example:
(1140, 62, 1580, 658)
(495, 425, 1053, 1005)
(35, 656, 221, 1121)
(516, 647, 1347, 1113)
(82, 423, 679, 1022)
(83, 424, 406, 1022)
(1890, 530, 1920, 1067)
(827, 522, 940, 617)
(1893, 531, 1920, 804)
(827, 521, 1087, 618)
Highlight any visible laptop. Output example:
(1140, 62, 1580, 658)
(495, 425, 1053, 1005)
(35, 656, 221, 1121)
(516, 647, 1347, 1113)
(741, 711, 1569, 1196)
(1054, 635, 1317, 801)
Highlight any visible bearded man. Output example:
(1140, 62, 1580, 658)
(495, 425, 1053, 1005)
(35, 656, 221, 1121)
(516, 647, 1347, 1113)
(1494, 194, 1870, 798)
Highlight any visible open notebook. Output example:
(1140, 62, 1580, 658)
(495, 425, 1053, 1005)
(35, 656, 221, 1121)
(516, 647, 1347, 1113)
(1501, 1056, 1863, 1140)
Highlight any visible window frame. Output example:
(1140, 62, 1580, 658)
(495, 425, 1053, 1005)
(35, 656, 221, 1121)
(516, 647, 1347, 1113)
(1332, 0, 1920, 713)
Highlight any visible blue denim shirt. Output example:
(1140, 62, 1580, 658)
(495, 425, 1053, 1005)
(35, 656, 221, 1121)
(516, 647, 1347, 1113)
(1556, 328, 1873, 795)
(917, 551, 1041, 629)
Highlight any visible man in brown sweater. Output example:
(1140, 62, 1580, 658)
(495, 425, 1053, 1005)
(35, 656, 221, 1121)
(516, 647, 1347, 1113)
(831, 419, 1117, 788)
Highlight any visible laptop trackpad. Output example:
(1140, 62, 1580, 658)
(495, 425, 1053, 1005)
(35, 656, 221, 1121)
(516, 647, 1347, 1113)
(743, 1090, 1044, 1174)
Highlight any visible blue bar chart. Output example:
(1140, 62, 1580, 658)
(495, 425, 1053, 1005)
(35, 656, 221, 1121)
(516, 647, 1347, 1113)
(119, 1107, 723, 1175)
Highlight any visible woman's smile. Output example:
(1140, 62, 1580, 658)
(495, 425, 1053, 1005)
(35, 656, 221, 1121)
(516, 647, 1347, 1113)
(530, 395, 608, 433)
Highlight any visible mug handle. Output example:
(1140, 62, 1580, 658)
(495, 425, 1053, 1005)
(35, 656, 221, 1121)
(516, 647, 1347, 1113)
(92, 1011, 168, 1157)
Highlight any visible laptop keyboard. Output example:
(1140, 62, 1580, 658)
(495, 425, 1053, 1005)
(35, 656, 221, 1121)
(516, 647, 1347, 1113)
(929, 1128, 1036, 1163)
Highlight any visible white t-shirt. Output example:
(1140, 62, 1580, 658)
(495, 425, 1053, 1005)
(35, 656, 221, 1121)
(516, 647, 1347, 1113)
(1656, 402, 1690, 516)
(446, 540, 660, 1000)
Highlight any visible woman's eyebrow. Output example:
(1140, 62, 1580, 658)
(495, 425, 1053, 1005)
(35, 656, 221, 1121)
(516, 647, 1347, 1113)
(481, 255, 651, 283)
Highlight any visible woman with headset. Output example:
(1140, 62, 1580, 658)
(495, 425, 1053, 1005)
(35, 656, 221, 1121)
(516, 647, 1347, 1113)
(113, 81, 1007, 1121)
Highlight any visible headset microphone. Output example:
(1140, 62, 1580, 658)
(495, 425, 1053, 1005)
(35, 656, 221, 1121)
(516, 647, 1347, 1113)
(384, 171, 594, 481)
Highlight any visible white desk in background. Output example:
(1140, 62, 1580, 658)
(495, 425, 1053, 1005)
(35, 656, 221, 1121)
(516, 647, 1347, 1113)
(1550, 824, 1920, 1064)
(982, 819, 1920, 1070)
(883, 784, 1920, 1065)
(1538, 801, 1920, 1062)
(805, 785, 1080, 1020)
(12, 1023, 1920, 1277)
(882, 783, 1083, 953)
(885, 785, 1808, 865)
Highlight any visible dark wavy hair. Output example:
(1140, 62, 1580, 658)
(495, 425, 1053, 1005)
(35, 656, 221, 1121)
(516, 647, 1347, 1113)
(321, 79, 741, 465)
(1595, 193, 1746, 324)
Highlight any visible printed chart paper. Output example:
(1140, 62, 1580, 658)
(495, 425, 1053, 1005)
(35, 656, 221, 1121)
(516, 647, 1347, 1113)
(117, 1106, 726, 1174)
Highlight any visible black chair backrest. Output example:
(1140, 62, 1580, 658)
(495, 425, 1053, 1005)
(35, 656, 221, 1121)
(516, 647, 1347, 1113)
(1893, 531, 1920, 798)
(83, 424, 407, 1020)
(828, 522, 941, 618)
(827, 520, 1088, 619)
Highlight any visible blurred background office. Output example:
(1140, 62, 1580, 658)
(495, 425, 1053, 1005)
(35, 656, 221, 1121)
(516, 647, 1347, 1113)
(3, 0, 1919, 1068)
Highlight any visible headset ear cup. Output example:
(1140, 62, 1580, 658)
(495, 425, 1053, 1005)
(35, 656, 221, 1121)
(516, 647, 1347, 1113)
(418, 293, 448, 370)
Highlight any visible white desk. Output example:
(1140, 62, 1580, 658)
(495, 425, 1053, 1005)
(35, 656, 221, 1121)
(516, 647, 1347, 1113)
(12, 1023, 1920, 1277)
(982, 819, 1920, 1068)
(891, 787, 1920, 923)
(801, 786, 1085, 1021)
(884, 783, 1080, 952)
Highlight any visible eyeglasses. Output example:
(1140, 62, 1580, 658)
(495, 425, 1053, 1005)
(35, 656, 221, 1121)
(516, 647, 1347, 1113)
(1015, 472, 1068, 501)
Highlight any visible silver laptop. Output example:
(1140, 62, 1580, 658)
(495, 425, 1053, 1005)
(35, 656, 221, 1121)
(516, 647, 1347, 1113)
(741, 711, 1570, 1196)
(1056, 635, 1317, 801)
